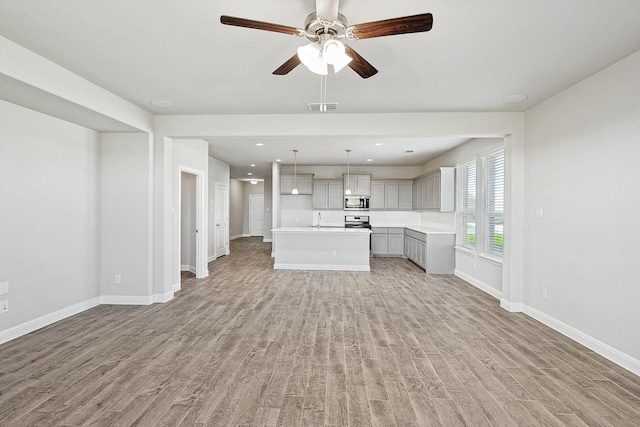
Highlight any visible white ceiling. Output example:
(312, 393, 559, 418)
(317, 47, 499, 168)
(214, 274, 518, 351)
(1, 0, 639, 178)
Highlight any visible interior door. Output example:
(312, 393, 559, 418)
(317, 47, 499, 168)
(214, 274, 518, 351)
(249, 194, 265, 237)
(215, 183, 228, 258)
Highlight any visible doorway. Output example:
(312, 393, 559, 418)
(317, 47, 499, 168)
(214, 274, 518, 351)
(180, 172, 197, 274)
(178, 168, 208, 281)
(249, 194, 265, 237)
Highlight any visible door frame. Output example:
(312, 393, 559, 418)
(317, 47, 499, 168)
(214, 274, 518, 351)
(249, 193, 265, 237)
(215, 183, 229, 258)
(178, 166, 208, 279)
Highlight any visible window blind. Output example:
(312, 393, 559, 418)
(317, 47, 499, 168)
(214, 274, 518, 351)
(456, 160, 476, 250)
(481, 150, 504, 258)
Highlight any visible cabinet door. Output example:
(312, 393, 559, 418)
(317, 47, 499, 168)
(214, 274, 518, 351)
(280, 175, 294, 194)
(388, 233, 404, 255)
(370, 181, 385, 209)
(357, 175, 371, 196)
(399, 181, 413, 209)
(413, 177, 426, 209)
(384, 182, 399, 209)
(344, 175, 357, 195)
(313, 180, 329, 209)
(327, 180, 344, 209)
(372, 233, 388, 255)
(297, 175, 313, 194)
(426, 171, 441, 209)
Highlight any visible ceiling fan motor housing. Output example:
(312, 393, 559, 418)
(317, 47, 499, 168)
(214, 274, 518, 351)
(304, 12, 349, 41)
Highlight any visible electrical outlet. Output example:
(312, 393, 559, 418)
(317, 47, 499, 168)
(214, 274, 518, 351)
(115, 274, 122, 284)
(332, 250, 337, 256)
(0, 299, 8, 313)
(542, 288, 548, 299)
(535, 208, 543, 219)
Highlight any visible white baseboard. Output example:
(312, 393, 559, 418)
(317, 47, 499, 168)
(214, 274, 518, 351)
(455, 269, 502, 300)
(500, 299, 524, 313)
(263, 238, 273, 243)
(101, 295, 154, 305)
(523, 304, 640, 376)
(180, 265, 196, 273)
(274, 263, 370, 272)
(0, 296, 101, 345)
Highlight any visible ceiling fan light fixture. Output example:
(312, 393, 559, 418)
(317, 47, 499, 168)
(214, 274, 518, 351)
(297, 43, 328, 75)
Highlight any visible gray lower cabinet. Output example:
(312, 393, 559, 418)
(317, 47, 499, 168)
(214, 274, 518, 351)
(372, 227, 405, 257)
(404, 229, 455, 274)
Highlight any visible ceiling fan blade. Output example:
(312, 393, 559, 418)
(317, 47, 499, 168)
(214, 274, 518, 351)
(350, 13, 433, 40)
(316, 0, 340, 21)
(344, 46, 378, 79)
(220, 15, 301, 36)
(273, 54, 302, 75)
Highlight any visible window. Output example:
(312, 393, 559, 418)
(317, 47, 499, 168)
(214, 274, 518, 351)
(481, 150, 504, 258)
(456, 160, 476, 249)
(456, 148, 505, 260)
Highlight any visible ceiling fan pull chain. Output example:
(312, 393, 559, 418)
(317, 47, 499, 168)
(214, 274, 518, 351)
(320, 75, 327, 112)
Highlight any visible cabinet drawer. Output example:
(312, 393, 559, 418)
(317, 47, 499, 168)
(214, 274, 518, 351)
(405, 229, 426, 242)
(371, 227, 388, 234)
(388, 227, 404, 234)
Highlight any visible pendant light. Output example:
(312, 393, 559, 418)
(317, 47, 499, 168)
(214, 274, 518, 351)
(345, 149, 352, 195)
(291, 149, 299, 195)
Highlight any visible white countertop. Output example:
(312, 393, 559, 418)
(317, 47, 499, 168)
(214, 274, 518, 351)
(371, 224, 456, 234)
(272, 226, 371, 234)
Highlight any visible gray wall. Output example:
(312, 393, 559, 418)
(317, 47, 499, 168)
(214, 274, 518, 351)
(229, 178, 244, 239)
(0, 100, 101, 332)
(523, 50, 640, 362)
(100, 132, 152, 300)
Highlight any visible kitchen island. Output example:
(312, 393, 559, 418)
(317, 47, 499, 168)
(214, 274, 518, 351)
(272, 226, 371, 271)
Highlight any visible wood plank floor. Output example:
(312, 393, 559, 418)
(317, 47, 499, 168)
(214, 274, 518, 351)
(1, 237, 639, 426)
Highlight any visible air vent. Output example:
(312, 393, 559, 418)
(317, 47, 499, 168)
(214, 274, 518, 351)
(307, 102, 339, 112)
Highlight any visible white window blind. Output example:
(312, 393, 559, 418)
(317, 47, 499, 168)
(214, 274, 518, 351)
(481, 150, 504, 258)
(456, 160, 476, 250)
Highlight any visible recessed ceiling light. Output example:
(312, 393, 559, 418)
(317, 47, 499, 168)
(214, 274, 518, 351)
(150, 99, 173, 108)
(366, 159, 373, 162)
(247, 172, 253, 176)
(250, 164, 255, 167)
(503, 94, 528, 104)
(250, 180, 258, 185)
(375, 143, 383, 146)
(275, 159, 282, 162)
(256, 143, 264, 146)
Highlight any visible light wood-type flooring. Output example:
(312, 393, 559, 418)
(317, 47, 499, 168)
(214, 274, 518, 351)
(1, 237, 639, 426)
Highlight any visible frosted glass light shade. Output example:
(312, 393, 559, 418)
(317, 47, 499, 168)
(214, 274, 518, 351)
(291, 187, 299, 195)
(297, 40, 352, 75)
(297, 43, 328, 75)
(323, 40, 352, 72)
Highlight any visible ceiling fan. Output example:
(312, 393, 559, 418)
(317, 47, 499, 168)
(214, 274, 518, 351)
(220, 0, 433, 79)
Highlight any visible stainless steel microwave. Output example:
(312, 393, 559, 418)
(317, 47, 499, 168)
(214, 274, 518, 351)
(344, 197, 370, 210)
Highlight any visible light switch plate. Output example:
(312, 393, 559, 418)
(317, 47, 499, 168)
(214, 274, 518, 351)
(0, 281, 8, 295)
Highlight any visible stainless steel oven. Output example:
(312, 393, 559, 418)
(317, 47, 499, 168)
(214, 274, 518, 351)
(344, 215, 372, 257)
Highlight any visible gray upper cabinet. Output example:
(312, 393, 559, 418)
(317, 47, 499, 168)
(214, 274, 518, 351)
(412, 167, 454, 211)
(280, 174, 314, 195)
(370, 180, 413, 210)
(313, 179, 343, 209)
(344, 174, 371, 196)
